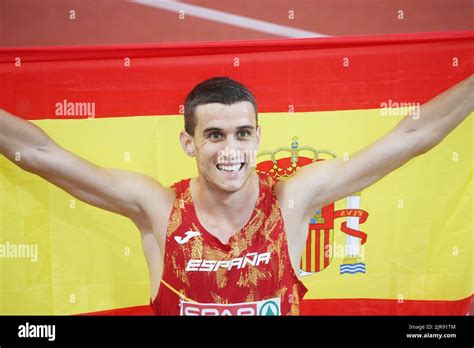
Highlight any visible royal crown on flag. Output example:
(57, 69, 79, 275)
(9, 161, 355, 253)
(256, 137, 370, 277)
(256, 136, 336, 180)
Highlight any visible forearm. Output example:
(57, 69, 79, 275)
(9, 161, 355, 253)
(0, 109, 53, 170)
(395, 75, 473, 154)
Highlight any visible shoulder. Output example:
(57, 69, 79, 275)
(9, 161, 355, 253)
(273, 175, 312, 223)
(139, 175, 177, 206)
(132, 177, 180, 245)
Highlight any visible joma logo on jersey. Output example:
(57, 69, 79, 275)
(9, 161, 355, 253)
(186, 252, 270, 272)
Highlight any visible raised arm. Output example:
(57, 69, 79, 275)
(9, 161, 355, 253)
(0, 109, 168, 221)
(279, 75, 473, 221)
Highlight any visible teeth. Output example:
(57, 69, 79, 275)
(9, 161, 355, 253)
(217, 163, 244, 172)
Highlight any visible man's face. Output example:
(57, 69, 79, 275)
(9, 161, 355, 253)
(182, 101, 261, 193)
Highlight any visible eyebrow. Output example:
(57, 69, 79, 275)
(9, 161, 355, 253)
(202, 125, 255, 134)
(236, 125, 255, 130)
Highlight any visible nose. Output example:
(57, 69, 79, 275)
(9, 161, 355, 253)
(223, 135, 239, 149)
(218, 138, 245, 163)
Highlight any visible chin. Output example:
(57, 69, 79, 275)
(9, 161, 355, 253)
(216, 179, 246, 193)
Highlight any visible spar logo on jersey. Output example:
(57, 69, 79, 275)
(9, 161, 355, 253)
(185, 252, 270, 272)
(180, 297, 281, 316)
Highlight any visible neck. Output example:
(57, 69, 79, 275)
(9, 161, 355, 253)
(191, 173, 258, 217)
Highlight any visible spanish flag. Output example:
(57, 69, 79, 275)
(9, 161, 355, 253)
(0, 31, 472, 315)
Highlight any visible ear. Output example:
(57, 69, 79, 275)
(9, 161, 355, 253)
(256, 125, 262, 147)
(180, 131, 196, 157)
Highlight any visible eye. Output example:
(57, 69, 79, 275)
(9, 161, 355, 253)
(208, 131, 223, 140)
(237, 130, 251, 138)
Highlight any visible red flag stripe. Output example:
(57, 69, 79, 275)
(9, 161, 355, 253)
(76, 295, 472, 316)
(300, 295, 472, 316)
(1, 31, 472, 120)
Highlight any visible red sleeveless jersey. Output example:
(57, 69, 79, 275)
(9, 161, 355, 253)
(150, 173, 307, 316)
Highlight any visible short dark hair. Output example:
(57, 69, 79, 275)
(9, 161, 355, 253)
(184, 77, 258, 136)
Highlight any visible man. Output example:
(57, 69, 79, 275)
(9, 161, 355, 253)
(0, 76, 472, 315)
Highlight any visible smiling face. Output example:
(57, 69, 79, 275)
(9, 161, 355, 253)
(180, 101, 261, 193)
